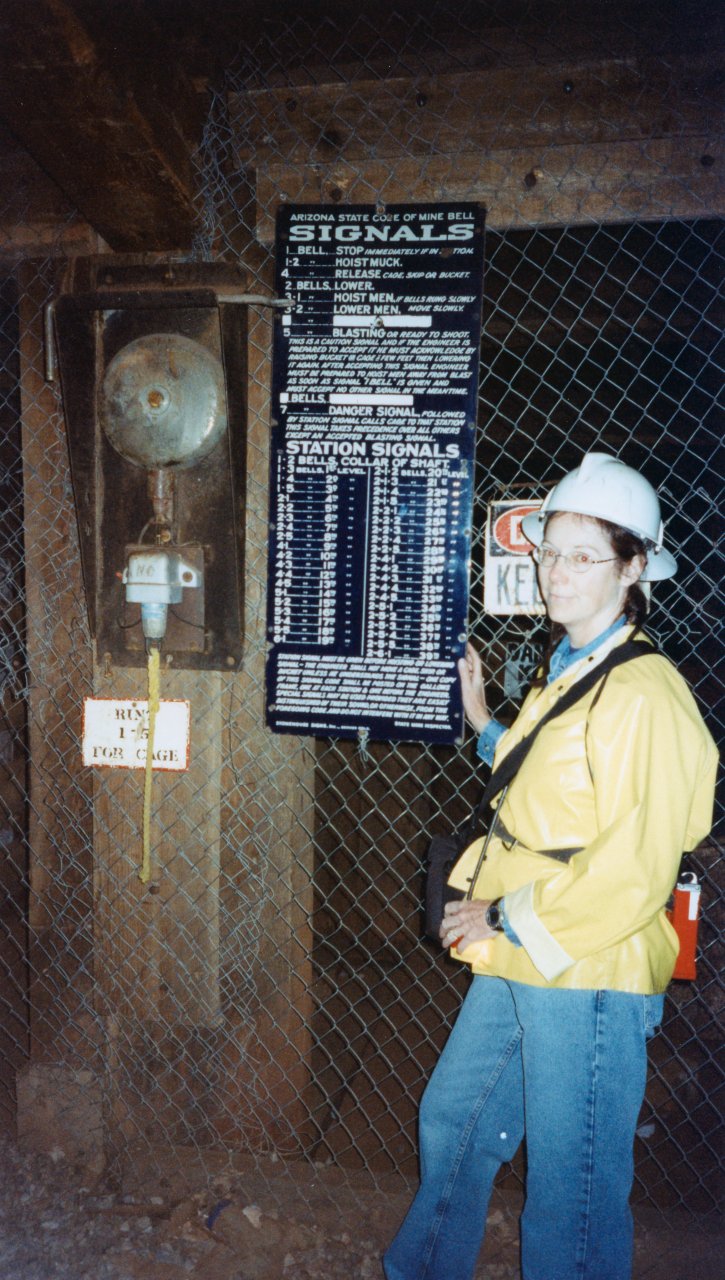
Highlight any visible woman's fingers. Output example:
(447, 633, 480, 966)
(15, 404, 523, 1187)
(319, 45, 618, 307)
(458, 643, 491, 733)
(440, 900, 496, 948)
(465, 640, 481, 673)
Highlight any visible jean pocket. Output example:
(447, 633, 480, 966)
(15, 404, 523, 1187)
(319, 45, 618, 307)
(643, 993, 665, 1040)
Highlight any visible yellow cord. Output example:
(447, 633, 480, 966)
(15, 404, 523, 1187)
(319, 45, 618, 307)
(140, 646, 161, 883)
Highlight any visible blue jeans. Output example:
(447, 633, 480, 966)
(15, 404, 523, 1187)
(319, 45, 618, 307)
(384, 976, 664, 1280)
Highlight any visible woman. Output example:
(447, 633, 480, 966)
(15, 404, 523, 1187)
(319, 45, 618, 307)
(384, 452, 717, 1280)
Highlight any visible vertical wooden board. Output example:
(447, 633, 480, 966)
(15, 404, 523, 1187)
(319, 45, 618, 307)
(93, 666, 222, 1027)
(216, 260, 317, 1148)
(92, 668, 162, 1024)
(156, 670, 222, 1027)
(0, 691, 29, 1127)
(0, 274, 28, 1129)
(18, 260, 96, 1060)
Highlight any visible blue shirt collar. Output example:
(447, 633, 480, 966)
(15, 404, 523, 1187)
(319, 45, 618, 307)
(548, 616, 627, 683)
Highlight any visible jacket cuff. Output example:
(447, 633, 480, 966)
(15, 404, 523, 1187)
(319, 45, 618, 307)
(505, 882, 574, 980)
(500, 899, 522, 947)
(476, 719, 506, 764)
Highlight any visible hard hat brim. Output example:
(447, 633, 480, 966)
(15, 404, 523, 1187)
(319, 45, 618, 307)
(639, 548, 677, 581)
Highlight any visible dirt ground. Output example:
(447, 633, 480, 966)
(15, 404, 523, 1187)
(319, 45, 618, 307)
(0, 1135, 721, 1279)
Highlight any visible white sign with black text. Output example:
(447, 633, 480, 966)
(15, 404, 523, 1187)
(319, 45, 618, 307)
(484, 500, 545, 616)
(82, 698, 191, 770)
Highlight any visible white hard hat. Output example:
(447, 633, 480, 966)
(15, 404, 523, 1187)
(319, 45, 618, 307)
(520, 452, 677, 581)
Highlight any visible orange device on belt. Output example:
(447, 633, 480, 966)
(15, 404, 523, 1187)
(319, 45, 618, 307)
(666, 872, 701, 981)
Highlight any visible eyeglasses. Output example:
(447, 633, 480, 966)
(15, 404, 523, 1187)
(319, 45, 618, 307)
(532, 546, 618, 574)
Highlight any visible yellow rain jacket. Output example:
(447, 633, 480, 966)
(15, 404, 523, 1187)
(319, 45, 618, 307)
(448, 626, 718, 993)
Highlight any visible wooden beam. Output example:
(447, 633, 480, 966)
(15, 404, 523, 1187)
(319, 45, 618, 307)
(254, 136, 723, 241)
(0, 1, 201, 251)
(232, 54, 724, 167)
(0, 124, 100, 258)
(225, 1, 724, 91)
(18, 261, 96, 1059)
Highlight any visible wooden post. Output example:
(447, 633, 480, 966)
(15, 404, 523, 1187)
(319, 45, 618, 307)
(213, 271, 316, 1152)
(92, 666, 222, 1027)
(18, 260, 96, 1062)
(15, 253, 110, 1162)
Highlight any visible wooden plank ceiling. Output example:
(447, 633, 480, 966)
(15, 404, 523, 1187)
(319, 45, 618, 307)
(0, 0, 721, 251)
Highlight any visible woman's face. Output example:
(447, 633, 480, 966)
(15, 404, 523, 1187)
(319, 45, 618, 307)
(536, 512, 643, 648)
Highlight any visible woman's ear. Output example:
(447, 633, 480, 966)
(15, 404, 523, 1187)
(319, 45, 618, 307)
(621, 553, 646, 585)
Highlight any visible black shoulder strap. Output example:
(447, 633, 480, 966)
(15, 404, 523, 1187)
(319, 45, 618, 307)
(465, 638, 656, 842)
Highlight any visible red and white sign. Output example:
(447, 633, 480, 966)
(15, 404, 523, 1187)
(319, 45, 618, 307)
(484, 500, 545, 615)
(491, 503, 539, 554)
(82, 698, 191, 770)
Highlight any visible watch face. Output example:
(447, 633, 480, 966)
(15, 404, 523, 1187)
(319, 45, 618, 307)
(487, 903, 502, 929)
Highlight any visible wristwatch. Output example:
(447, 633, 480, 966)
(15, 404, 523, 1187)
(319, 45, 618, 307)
(485, 898, 505, 932)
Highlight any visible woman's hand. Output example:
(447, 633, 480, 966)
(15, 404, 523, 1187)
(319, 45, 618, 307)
(458, 641, 492, 735)
(440, 898, 499, 951)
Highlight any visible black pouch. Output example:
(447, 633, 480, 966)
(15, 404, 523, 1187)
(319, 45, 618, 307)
(424, 833, 466, 941)
(424, 785, 510, 944)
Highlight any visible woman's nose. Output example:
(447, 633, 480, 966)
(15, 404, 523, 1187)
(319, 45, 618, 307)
(548, 553, 569, 583)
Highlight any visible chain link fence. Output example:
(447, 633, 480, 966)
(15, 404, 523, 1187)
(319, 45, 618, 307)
(0, 0, 722, 1234)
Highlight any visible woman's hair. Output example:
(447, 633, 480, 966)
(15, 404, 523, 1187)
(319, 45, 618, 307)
(533, 515, 650, 685)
